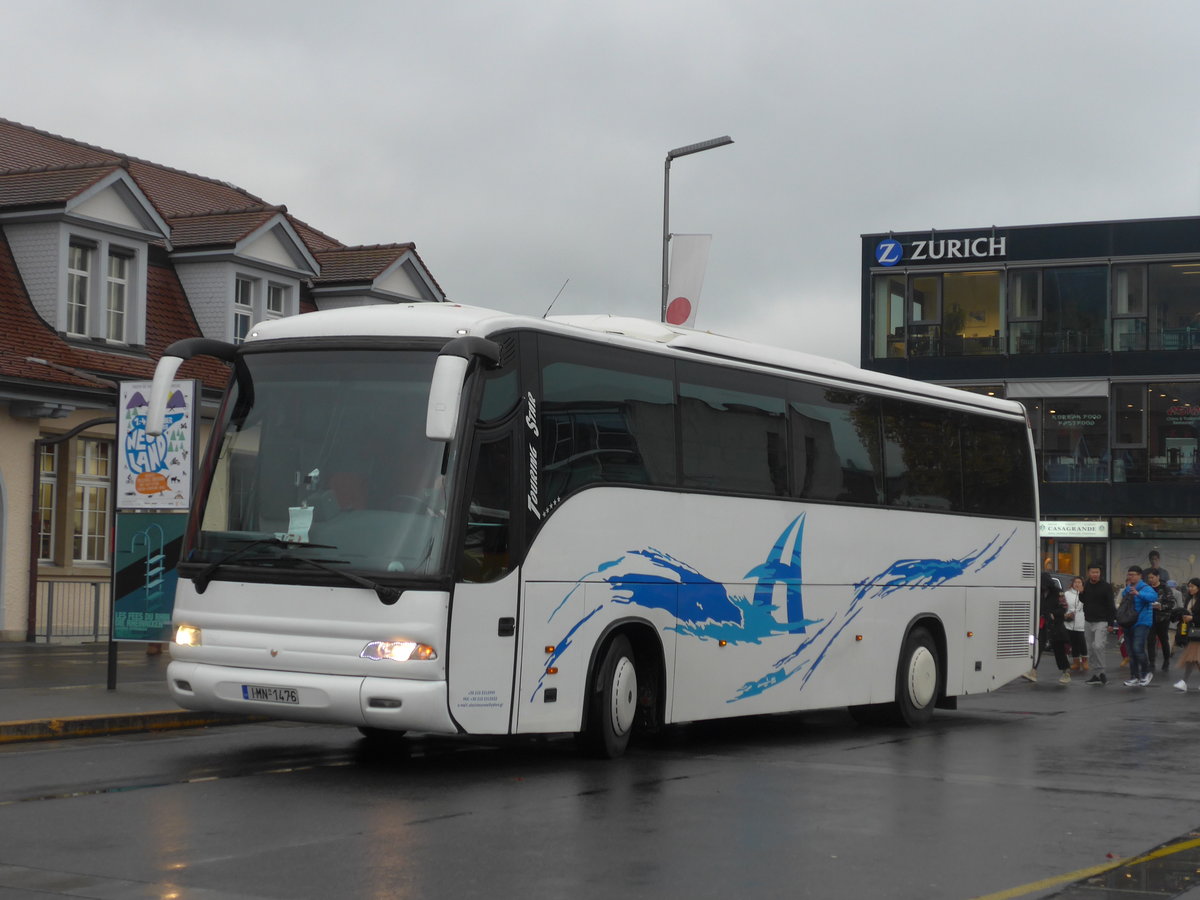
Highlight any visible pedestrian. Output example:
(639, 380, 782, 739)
(1149, 550, 1171, 586)
(1145, 568, 1177, 672)
(1081, 564, 1117, 686)
(1175, 577, 1200, 692)
(1064, 575, 1088, 672)
(1023, 573, 1072, 684)
(1122, 565, 1159, 687)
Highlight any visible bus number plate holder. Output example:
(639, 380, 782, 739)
(242, 684, 299, 704)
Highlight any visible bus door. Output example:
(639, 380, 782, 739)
(447, 423, 522, 734)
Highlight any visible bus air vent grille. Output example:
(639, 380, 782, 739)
(1021, 562, 1037, 580)
(996, 600, 1031, 658)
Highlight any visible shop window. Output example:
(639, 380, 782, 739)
(1148, 262, 1200, 350)
(1112, 383, 1148, 483)
(872, 274, 906, 359)
(942, 271, 1002, 356)
(1147, 383, 1200, 481)
(907, 275, 940, 357)
(1041, 397, 1107, 482)
(1007, 270, 1040, 354)
(1042, 267, 1107, 353)
(1113, 264, 1147, 351)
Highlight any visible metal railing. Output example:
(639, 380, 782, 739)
(33, 578, 110, 643)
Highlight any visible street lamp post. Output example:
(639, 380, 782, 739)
(661, 135, 733, 322)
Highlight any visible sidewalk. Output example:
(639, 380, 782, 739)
(0, 641, 262, 745)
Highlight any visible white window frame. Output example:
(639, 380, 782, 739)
(66, 242, 93, 336)
(73, 438, 111, 565)
(105, 249, 131, 341)
(234, 275, 256, 344)
(62, 228, 145, 346)
(38, 442, 58, 563)
(266, 282, 287, 319)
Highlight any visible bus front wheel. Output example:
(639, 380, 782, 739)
(892, 626, 939, 727)
(583, 634, 638, 759)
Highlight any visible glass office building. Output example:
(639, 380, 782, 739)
(861, 217, 1200, 583)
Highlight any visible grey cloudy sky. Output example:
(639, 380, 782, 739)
(5, 0, 1200, 362)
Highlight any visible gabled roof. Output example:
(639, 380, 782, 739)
(313, 243, 445, 300)
(0, 165, 116, 211)
(313, 243, 416, 283)
(0, 118, 346, 258)
(0, 231, 229, 394)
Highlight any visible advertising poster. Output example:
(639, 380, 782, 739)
(112, 512, 188, 642)
(117, 379, 195, 510)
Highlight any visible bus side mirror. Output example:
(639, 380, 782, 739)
(146, 355, 185, 436)
(426, 355, 469, 442)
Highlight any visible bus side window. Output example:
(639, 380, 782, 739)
(790, 384, 884, 505)
(461, 435, 513, 583)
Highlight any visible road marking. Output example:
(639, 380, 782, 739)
(971, 835, 1200, 900)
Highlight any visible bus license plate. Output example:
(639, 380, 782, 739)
(242, 684, 299, 704)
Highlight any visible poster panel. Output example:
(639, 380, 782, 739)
(117, 379, 195, 510)
(112, 512, 188, 642)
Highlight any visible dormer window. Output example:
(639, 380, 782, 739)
(234, 275, 255, 343)
(231, 275, 293, 342)
(267, 282, 287, 319)
(106, 251, 130, 340)
(59, 231, 145, 345)
(66, 243, 92, 336)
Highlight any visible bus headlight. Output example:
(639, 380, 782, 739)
(175, 625, 202, 647)
(360, 641, 437, 661)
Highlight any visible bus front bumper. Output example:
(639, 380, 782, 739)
(166, 660, 457, 734)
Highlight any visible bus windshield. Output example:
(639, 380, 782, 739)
(191, 348, 452, 579)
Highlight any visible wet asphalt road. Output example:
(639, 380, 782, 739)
(5, 654, 1200, 899)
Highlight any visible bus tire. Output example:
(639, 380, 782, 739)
(891, 626, 939, 727)
(583, 634, 638, 759)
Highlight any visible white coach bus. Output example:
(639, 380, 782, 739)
(148, 303, 1038, 757)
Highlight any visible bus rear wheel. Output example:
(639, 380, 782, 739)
(583, 634, 638, 759)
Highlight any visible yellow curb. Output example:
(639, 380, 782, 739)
(0, 710, 268, 744)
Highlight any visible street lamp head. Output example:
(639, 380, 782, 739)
(666, 135, 734, 161)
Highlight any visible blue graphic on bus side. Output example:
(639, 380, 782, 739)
(875, 238, 903, 266)
(533, 515, 1016, 704)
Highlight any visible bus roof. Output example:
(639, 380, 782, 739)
(246, 302, 1026, 419)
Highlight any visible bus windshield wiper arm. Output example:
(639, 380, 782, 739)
(266, 552, 404, 606)
(192, 537, 336, 594)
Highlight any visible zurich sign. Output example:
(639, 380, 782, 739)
(875, 238, 902, 267)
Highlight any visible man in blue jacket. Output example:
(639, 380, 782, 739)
(1123, 565, 1161, 687)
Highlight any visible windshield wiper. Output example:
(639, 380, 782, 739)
(191, 537, 336, 594)
(259, 552, 403, 606)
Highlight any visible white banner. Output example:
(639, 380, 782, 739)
(117, 380, 195, 510)
(665, 233, 711, 327)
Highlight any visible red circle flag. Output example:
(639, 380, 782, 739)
(666, 296, 692, 325)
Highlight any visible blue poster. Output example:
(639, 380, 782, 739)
(112, 512, 188, 642)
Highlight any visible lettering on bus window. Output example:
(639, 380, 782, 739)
(789, 384, 883, 505)
(538, 338, 676, 506)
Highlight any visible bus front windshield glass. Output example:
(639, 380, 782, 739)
(193, 349, 451, 579)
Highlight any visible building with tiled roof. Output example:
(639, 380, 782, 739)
(0, 118, 447, 641)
